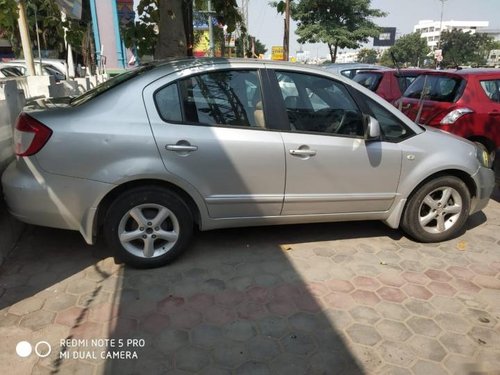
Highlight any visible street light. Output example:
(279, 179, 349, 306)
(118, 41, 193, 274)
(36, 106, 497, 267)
(438, 0, 448, 48)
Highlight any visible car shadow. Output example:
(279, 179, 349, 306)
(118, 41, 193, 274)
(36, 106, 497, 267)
(0, 220, 407, 374)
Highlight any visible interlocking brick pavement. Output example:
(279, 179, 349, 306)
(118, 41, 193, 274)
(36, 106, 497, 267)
(1, 190, 500, 374)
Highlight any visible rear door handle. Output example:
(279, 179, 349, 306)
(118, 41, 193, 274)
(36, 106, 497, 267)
(289, 149, 317, 157)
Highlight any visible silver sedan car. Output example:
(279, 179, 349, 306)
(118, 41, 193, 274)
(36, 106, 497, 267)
(2, 58, 495, 268)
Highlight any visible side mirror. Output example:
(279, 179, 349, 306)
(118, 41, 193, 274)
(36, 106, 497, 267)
(364, 115, 381, 141)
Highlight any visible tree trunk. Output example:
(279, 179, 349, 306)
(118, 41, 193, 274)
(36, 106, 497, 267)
(328, 42, 339, 63)
(155, 0, 188, 58)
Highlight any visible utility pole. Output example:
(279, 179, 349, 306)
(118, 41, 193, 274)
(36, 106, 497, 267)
(207, 0, 215, 57)
(283, 0, 290, 61)
(17, 0, 36, 76)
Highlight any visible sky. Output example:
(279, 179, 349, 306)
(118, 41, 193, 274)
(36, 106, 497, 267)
(246, 0, 500, 58)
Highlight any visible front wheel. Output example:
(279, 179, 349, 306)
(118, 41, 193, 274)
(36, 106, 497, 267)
(104, 187, 193, 268)
(401, 176, 470, 243)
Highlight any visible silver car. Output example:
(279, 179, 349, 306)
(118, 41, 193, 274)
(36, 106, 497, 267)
(2, 58, 495, 268)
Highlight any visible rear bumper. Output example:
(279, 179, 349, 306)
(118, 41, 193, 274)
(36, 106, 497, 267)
(471, 166, 495, 214)
(1, 159, 112, 244)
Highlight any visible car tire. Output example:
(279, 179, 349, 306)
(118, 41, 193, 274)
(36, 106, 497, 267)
(104, 187, 193, 268)
(401, 176, 470, 243)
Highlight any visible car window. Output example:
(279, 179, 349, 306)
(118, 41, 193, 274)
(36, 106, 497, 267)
(1, 66, 23, 77)
(480, 80, 500, 103)
(275, 71, 364, 137)
(176, 70, 265, 128)
(403, 74, 465, 102)
(353, 72, 383, 91)
(364, 96, 415, 142)
(155, 83, 183, 122)
(396, 75, 418, 94)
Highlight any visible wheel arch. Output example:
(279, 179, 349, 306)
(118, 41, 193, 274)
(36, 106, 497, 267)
(94, 179, 202, 240)
(385, 169, 477, 230)
(405, 169, 477, 207)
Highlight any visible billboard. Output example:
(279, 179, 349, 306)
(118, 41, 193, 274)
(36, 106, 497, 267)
(373, 27, 396, 47)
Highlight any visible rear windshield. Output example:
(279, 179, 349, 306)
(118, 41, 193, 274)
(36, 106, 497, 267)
(70, 65, 155, 106)
(402, 74, 465, 102)
(396, 75, 419, 94)
(353, 72, 383, 91)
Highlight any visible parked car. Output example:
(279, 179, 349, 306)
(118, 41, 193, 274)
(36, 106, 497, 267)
(3, 61, 65, 81)
(322, 63, 389, 79)
(397, 69, 500, 164)
(0, 63, 23, 78)
(353, 68, 432, 104)
(2, 58, 495, 268)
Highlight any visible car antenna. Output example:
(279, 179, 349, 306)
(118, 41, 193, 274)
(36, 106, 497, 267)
(391, 52, 405, 111)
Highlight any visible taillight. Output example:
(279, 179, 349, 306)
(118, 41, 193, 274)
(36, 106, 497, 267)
(14, 113, 52, 156)
(440, 108, 474, 125)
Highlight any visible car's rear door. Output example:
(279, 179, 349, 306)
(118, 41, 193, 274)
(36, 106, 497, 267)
(143, 67, 286, 219)
(268, 69, 405, 215)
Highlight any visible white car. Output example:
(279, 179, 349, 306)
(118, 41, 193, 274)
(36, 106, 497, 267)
(2, 61, 65, 82)
(0, 63, 23, 78)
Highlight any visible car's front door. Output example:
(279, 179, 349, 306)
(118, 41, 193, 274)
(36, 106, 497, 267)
(143, 68, 285, 218)
(271, 70, 404, 215)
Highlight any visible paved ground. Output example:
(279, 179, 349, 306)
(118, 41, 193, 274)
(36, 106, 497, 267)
(1, 191, 500, 375)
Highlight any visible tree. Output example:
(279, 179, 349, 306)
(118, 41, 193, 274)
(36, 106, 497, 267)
(121, 0, 159, 58)
(154, 0, 243, 59)
(440, 29, 497, 67)
(380, 32, 430, 67)
(274, 0, 386, 62)
(0, 0, 20, 55)
(0, 0, 91, 62)
(357, 48, 378, 64)
(235, 34, 267, 58)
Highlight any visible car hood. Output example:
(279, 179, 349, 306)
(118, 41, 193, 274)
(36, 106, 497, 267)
(421, 124, 476, 147)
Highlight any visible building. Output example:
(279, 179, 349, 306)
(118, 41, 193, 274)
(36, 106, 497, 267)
(479, 29, 500, 42)
(414, 20, 489, 49)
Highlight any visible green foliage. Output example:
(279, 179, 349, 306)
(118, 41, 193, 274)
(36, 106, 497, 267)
(382, 32, 430, 67)
(0, 0, 20, 54)
(235, 34, 267, 57)
(357, 48, 378, 64)
(440, 29, 497, 67)
(125, 0, 243, 58)
(0, 0, 90, 59)
(121, 0, 159, 57)
(274, 0, 386, 62)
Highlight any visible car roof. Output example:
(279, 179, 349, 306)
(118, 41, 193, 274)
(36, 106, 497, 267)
(132, 57, 360, 83)
(415, 68, 500, 78)
(355, 68, 433, 75)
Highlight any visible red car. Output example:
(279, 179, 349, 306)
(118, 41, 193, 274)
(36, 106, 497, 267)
(353, 69, 431, 104)
(397, 69, 500, 164)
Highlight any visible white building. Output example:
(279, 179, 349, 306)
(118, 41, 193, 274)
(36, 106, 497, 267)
(414, 20, 489, 49)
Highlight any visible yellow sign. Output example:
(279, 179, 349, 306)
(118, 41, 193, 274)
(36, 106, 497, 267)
(272, 46, 284, 61)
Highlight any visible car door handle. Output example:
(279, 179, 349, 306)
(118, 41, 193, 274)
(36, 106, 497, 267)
(165, 144, 198, 152)
(289, 149, 317, 157)
(489, 112, 500, 116)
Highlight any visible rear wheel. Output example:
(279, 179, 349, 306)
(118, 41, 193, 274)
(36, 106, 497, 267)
(401, 176, 470, 242)
(104, 187, 193, 268)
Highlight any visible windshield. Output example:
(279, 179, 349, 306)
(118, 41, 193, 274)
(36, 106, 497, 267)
(403, 74, 465, 103)
(70, 65, 155, 106)
(353, 72, 383, 91)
